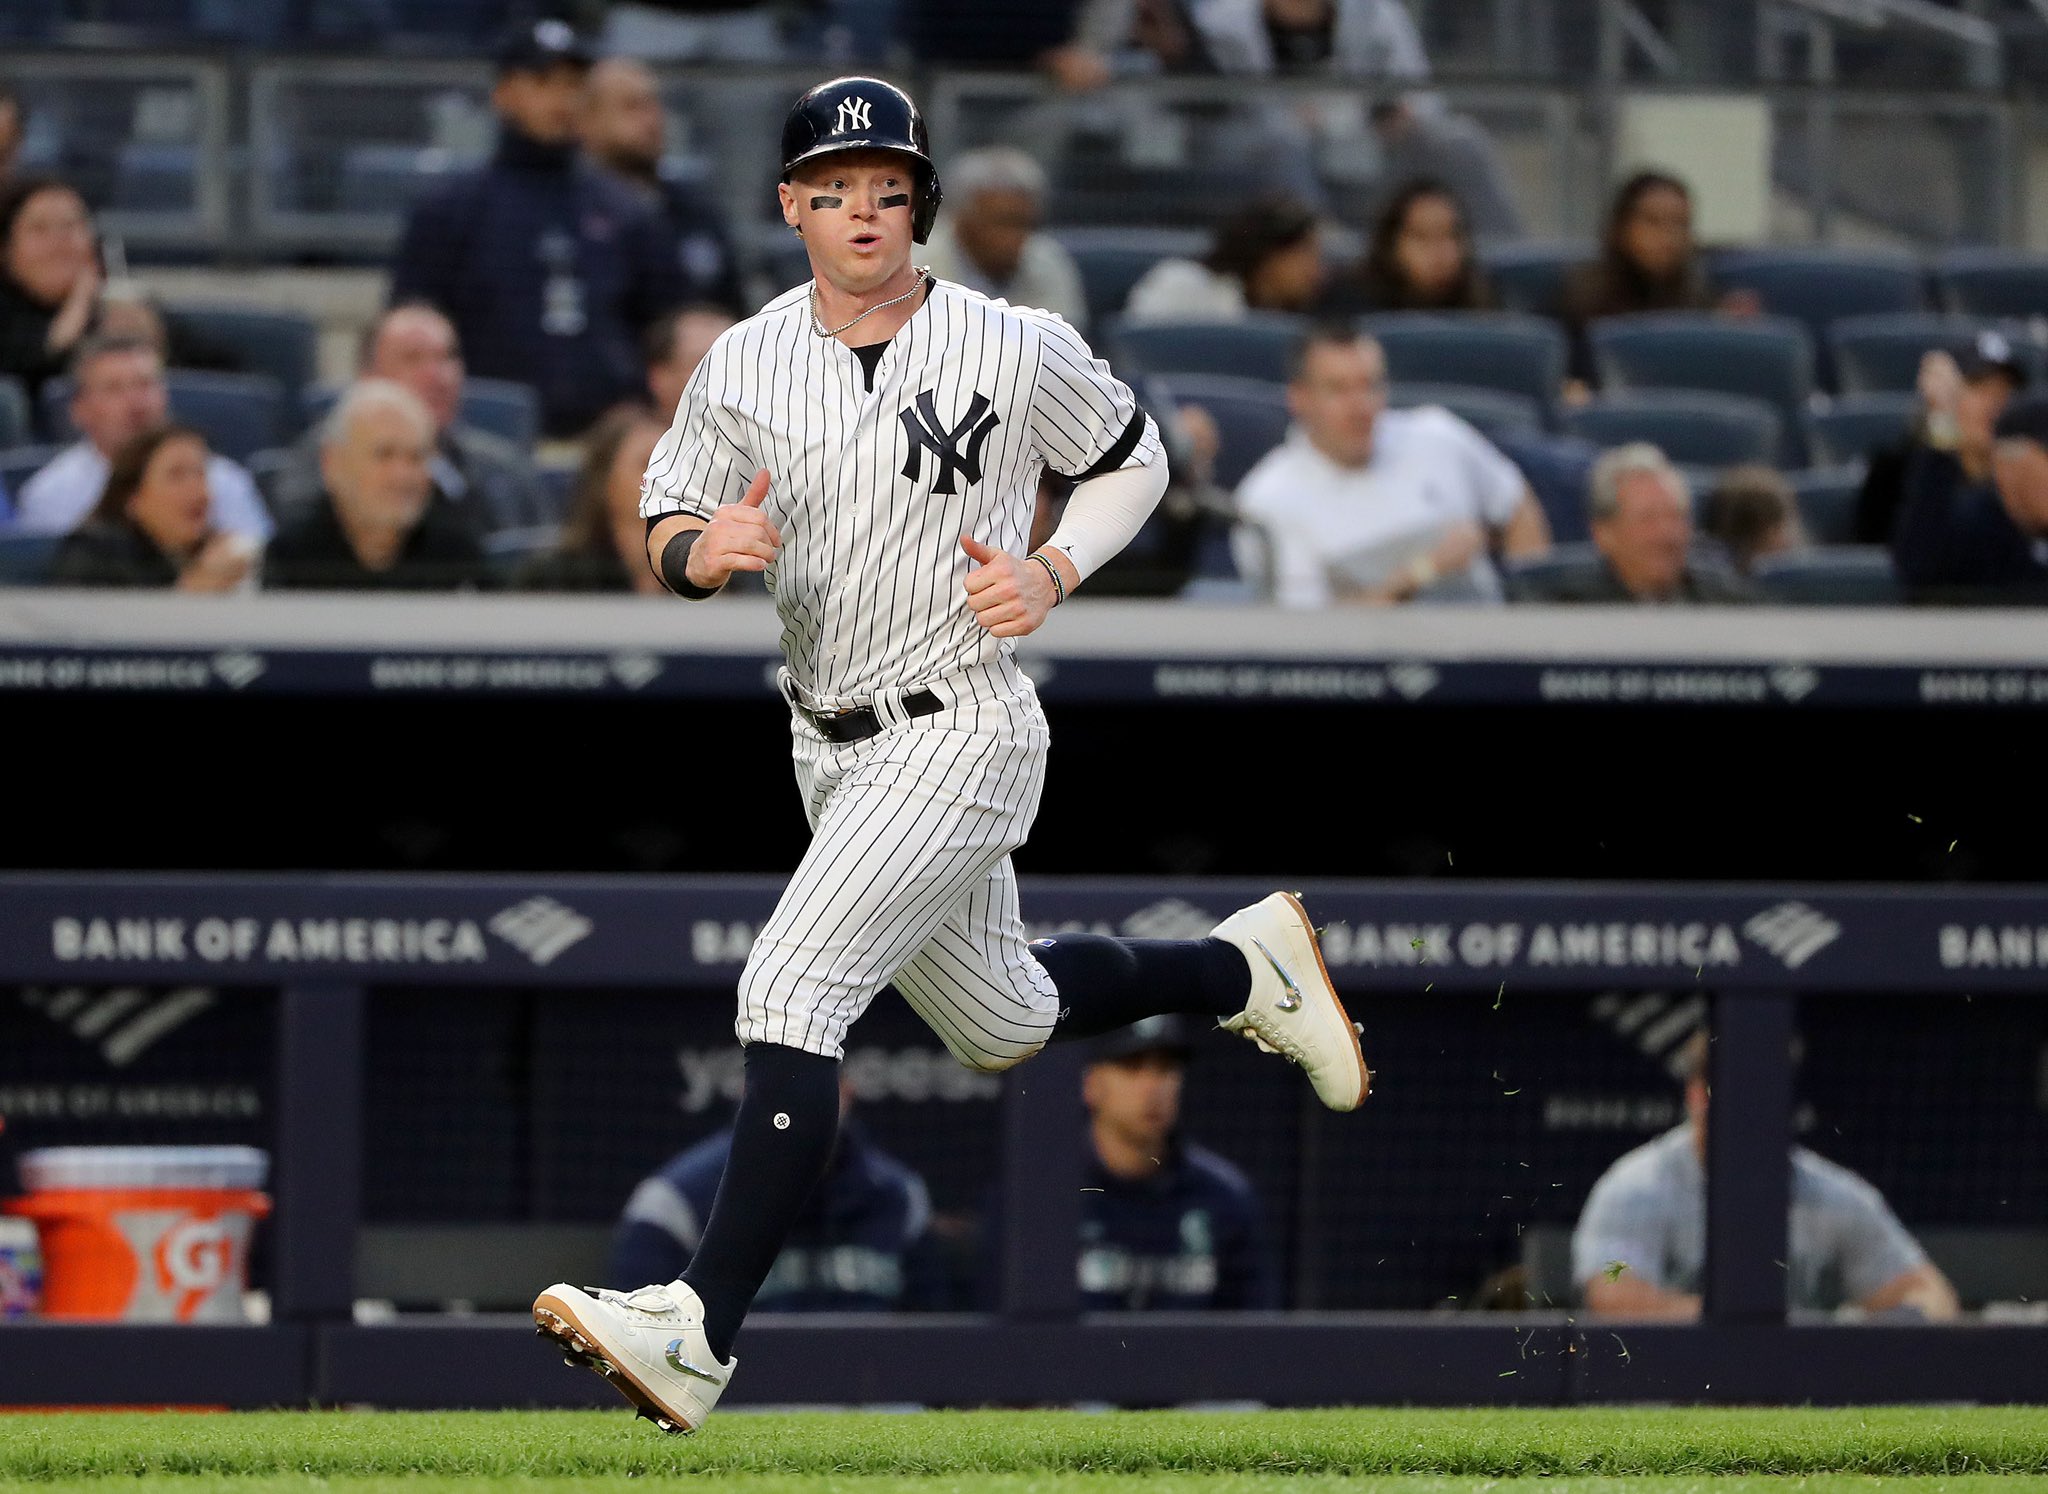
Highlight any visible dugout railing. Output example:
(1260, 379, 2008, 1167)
(1, 872, 2045, 1410)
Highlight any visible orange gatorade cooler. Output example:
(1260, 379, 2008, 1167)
(3, 1147, 270, 1322)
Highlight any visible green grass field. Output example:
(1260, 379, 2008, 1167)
(4, 1408, 2047, 1494)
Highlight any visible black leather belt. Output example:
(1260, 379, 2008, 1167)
(800, 687, 943, 744)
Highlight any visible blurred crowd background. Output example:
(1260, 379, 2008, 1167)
(7, 1, 2048, 603)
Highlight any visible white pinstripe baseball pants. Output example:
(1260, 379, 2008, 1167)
(737, 658, 1063, 1071)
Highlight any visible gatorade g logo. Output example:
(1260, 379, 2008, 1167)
(154, 1215, 235, 1321)
(835, 96, 872, 134)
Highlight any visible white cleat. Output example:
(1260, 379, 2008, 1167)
(1212, 891, 1372, 1111)
(533, 1281, 735, 1434)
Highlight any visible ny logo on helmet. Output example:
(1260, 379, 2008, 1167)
(900, 390, 1000, 495)
(835, 96, 872, 134)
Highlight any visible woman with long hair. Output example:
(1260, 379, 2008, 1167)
(1325, 178, 1493, 315)
(516, 404, 667, 592)
(48, 423, 255, 590)
(1122, 195, 1328, 324)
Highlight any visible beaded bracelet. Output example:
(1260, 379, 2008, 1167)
(1028, 551, 1066, 606)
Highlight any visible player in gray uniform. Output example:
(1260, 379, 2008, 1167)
(534, 76, 1372, 1434)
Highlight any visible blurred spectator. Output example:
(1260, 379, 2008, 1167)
(644, 302, 736, 421)
(1700, 464, 1806, 577)
(1321, 177, 1493, 315)
(47, 424, 254, 592)
(269, 304, 551, 538)
(922, 148, 1089, 330)
(263, 380, 483, 591)
(1574, 1031, 1959, 1321)
(1857, 332, 2028, 545)
(516, 405, 666, 592)
(14, 334, 271, 542)
(1123, 195, 1326, 324)
(578, 57, 745, 315)
(388, 21, 689, 438)
(1558, 172, 1756, 386)
(1234, 325, 1549, 605)
(0, 174, 99, 409)
(1513, 443, 1752, 603)
(609, 1082, 945, 1311)
(602, 0, 787, 63)
(908, 0, 1117, 76)
(1892, 392, 2048, 602)
(1072, 1017, 1280, 1311)
(1188, 0, 1525, 237)
(0, 85, 25, 184)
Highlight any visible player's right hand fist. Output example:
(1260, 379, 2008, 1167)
(687, 468, 782, 588)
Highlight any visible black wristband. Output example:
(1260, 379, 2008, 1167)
(658, 528, 722, 599)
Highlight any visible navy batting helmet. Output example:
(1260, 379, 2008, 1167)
(780, 76, 943, 243)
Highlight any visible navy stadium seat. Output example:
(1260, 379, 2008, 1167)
(112, 142, 198, 213)
(1753, 546, 1901, 604)
(1106, 315, 1305, 386)
(338, 145, 469, 216)
(1502, 541, 1604, 599)
(1785, 467, 1863, 545)
(0, 377, 29, 449)
(1809, 393, 1917, 468)
(1490, 430, 1600, 544)
(1932, 249, 2048, 319)
(1157, 374, 1290, 492)
(0, 531, 62, 586)
(1478, 241, 1589, 316)
(1388, 382, 1543, 441)
(1362, 312, 1566, 424)
(1589, 313, 1816, 466)
(41, 371, 286, 463)
(1709, 247, 1927, 389)
(1050, 226, 1208, 330)
(161, 305, 320, 418)
(1828, 313, 2039, 396)
(0, 445, 60, 496)
(1560, 390, 1780, 470)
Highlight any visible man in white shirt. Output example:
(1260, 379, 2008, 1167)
(919, 148, 1089, 332)
(1234, 325, 1548, 604)
(14, 334, 271, 540)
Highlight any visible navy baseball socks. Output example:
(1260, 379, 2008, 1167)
(1031, 933, 1251, 1037)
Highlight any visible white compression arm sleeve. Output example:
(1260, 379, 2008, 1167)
(1041, 446, 1170, 584)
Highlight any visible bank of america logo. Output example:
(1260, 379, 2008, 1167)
(211, 652, 265, 689)
(489, 897, 593, 966)
(22, 986, 215, 1067)
(1120, 898, 1217, 940)
(1387, 663, 1440, 701)
(1742, 901, 1840, 969)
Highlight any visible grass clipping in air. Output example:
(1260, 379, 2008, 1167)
(4, 1407, 2048, 1488)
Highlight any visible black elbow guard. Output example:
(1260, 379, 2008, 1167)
(654, 525, 721, 599)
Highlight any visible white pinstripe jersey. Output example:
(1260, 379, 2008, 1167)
(640, 276, 1162, 706)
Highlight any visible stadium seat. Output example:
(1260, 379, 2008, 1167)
(1753, 546, 1901, 604)
(1786, 467, 1863, 545)
(1589, 313, 1816, 466)
(1828, 313, 2038, 396)
(1560, 390, 1781, 470)
(460, 378, 541, 450)
(1387, 382, 1544, 441)
(338, 144, 469, 217)
(1156, 374, 1290, 492)
(41, 371, 287, 463)
(1932, 249, 2048, 318)
(1709, 247, 1928, 388)
(1808, 393, 1917, 468)
(482, 524, 562, 584)
(536, 464, 577, 522)
(1106, 315, 1304, 386)
(1478, 241, 1590, 316)
(0, 377, 29, 450)
(1502, 540, 1605, 599)
(241, 447, 294, 515)
(1361, 312, 1566, 425)
(161, 305, 320, 420)
(0, 445, 59, 496)
(1490, 429, 1600, 544)
(112, 141, 199, 214)
(1049, 226, 1208, 330)
(0, 531, 62, 585)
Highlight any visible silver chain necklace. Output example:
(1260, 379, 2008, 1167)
(809, 267, 931, 339)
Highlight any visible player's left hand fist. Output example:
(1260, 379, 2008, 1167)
(961, 534, 1058, 638)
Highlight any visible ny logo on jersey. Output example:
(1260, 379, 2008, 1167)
(835, 96, 872, 134)
(899, 389, 1001, 495)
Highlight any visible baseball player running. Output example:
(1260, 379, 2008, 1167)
(535, 75, 1370, 1433)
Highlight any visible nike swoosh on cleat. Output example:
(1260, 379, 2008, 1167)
(665, 1340, 725, 1384)
(1248, 935, 1302, 1011)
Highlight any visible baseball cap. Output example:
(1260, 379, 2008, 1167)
(1959, 328, 2030, 388)
(1086, 1015, 1197, 1066)
(1994, 392, 2048, 446)
(496, 18, 593, 76)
